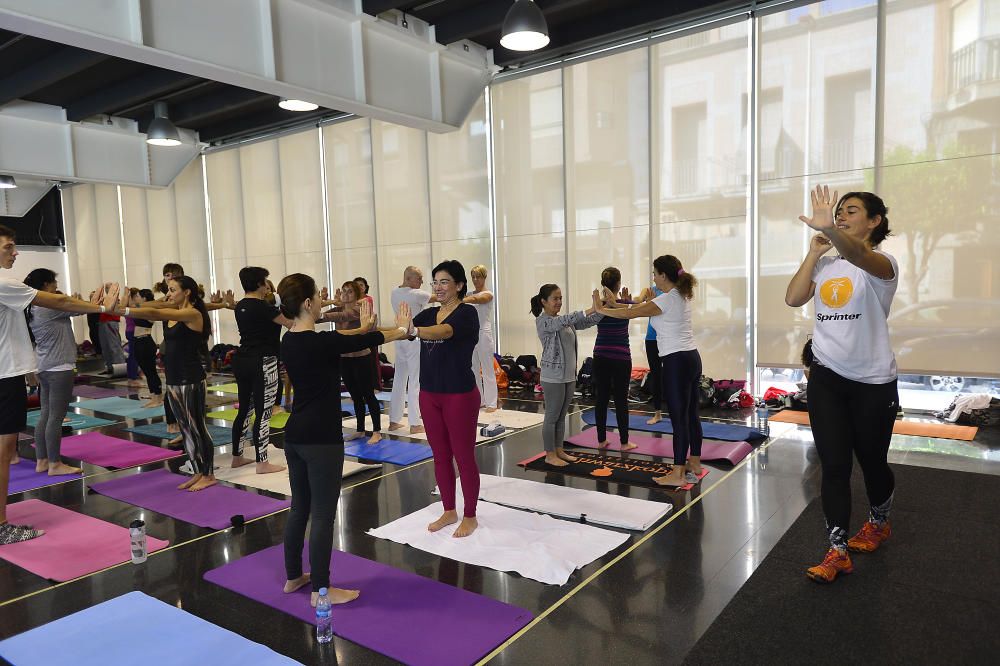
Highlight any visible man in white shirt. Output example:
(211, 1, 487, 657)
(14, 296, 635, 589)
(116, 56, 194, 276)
(0, 224, 119, 544)
(388, 266, 436, 434)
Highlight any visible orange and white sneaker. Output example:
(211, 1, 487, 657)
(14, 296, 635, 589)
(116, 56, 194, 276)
(847, 521, 891, 553)
(806, 548, 853, 583)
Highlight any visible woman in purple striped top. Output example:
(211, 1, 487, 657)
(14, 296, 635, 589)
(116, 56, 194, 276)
(592, 267, 636, 450)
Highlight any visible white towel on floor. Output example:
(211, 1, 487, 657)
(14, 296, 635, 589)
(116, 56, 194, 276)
(434, 474, 671, 531)
(476, 409, 545, 429)
(214, 448, 380, 496)
(368, 498, 630, 585)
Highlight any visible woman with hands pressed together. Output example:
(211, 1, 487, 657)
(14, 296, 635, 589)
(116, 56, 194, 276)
(592, 255, 703, 488)
(785, 185, 898, 584)
(276, 273, 411, 607)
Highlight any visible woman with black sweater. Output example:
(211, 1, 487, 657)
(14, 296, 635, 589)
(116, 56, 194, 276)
(277, 273, 411, 608)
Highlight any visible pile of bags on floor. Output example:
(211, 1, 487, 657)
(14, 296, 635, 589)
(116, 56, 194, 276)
(934, 394, 1000, 426)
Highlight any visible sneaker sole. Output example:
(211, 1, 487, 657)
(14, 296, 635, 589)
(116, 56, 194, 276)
(806, 568, 852, 583)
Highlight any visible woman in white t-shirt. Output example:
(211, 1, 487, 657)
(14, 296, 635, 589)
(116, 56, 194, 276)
(593, 255, 702, 487)
(785, 185, 898, 584)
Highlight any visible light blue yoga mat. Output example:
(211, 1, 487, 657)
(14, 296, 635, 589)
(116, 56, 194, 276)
(125, 422, 232, 446)
(25, 411, 116, 431)
(69, 396, 165, 420)
(581, 408, 766, 444)
(0, 591, 299, 666)
(344, 437, 433, 466)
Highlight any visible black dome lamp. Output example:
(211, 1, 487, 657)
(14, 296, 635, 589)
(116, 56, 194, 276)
(500, 0, 550, 52)
(0, 175, 16, 189)
(146, 101, 182, 147)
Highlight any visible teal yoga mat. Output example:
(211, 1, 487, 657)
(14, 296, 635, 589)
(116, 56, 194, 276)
(25, 411, 116, 431)
(581, 408, 766, 444)
(125, 422, 232, 446)
(69, 397, 164, 420)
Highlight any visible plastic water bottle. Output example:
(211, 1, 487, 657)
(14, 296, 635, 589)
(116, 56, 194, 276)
(756, 405, 770, 437)
(129, 519, 147, 564)
(316, 588, 333, 644)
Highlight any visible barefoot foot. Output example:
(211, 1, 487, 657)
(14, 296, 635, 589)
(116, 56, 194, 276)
(388, 422, 405, 431)
(556, 448, 578, 463)
(484, 406, 498, 413)
(48, 462, 82, 476)
(652, 471, 688, 487)
(283, 573, 310, 594)
(409, 425, 425, 435)
(452, 517, 478, 538)
(188, 475, 217, 492)
(428, 510, 459, 532)
(178, 474, 201, 490)
(256, 462, 285, 475)
(646, 412, 662, 425)
(367, 432, 382, 445)
(231, 455, 254, 468)
(621, 442, 638, 451)
(544, 453, 569, 467)
(35, 459, 49, 473)
(347, 431, 366, 441)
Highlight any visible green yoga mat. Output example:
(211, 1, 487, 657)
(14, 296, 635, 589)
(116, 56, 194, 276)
(209, 408, 289, 429)
(209, 383, 240, 394)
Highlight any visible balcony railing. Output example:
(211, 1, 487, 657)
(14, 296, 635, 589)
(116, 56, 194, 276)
(951, 37, 1000, 92)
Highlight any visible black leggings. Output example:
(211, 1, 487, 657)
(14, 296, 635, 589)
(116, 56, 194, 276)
(342, 355, 381, 432)
(133, 336, 161, 395)
(807, 363, 897, 534)
(661, 349, 703, 464)
(165, 381, 214, 475)
(593, 356, 631, 444)
(283, 441, 344, 592)
(644, 340, 661, 411)
(231, 353, 279, 463)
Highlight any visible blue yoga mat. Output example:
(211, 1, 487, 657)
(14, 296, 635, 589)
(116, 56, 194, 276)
(125, 422, 232, 446)
(0, 591, 297, 666)
(581, 408, 765, 443)
(25, 411, 116, 431)
(69, 396, 164, 420)
(345, 437, 432, 466)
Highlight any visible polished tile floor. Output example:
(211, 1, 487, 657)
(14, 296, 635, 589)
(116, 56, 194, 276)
(3, 376, 998, 665)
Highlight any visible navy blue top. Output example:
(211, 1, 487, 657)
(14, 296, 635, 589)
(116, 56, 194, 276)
(414, 303, 479, 393)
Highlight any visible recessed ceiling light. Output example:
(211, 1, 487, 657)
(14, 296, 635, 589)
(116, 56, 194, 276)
(279, 98, 319, 112)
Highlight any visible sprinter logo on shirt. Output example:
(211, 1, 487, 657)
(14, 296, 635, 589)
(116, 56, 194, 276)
(819, 278, 853, 309)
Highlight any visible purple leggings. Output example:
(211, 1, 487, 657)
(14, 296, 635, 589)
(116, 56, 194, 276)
(419, 388, 481, 518)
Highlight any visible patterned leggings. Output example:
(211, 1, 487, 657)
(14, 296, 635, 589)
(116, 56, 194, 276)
(166, 381, 214, 475)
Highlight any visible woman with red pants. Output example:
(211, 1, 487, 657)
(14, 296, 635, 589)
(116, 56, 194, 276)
(411, 260, 481, 538)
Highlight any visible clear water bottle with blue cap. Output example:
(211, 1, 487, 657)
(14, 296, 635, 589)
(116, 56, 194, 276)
(316, 588, 333, 643)
(756, 404, 769, 437)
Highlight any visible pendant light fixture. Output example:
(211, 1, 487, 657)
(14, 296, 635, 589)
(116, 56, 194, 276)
(279, 98, 319, 112)
(146, 101, 182, 147)
(0, 175, 16, 189)
(500, 0, 550, 52)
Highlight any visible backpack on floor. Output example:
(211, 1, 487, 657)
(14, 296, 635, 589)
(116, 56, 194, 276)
(577, 356, 595, 397)
(697, 375, 716, 408)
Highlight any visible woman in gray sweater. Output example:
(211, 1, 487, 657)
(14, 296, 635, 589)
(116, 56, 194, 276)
(24, 269, 85, 476)
(531, 283, 600, 466)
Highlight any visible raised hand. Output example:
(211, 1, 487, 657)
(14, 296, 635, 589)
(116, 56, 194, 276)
(333, 288, 343, 306)
(101, 283, 121, 311)
(592, 289, 604, 312)
(396, 302, 412, 331)
(90, 285, 103, 305)
(224, 289, 236, 308)
(321, 286, 329, 302)
(620, 286, 632, 303)
(799, 184, 838, 232)
(809, 233, 834, 257)
(209, 290, 223, 304)
(357, 298, 376, 331)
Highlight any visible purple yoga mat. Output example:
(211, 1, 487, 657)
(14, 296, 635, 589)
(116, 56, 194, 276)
(90, 469, 291, 529)
(7, 460, 80, 495)
(565, 428, 754, 465)
(73, 384, 130, 399)
(204, 544, 532, 666)
(49, 432, 182, 469)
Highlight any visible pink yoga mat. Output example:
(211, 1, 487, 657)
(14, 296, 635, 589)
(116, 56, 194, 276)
(47, 432, 182, 469)
(0, 499, 169, 581)
(565, 428, 754, 465)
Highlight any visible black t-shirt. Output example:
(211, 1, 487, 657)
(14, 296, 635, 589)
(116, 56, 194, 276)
(236, 298, 282, 357)
(281, 329, 385, 445)
(413, 303, 479, 393)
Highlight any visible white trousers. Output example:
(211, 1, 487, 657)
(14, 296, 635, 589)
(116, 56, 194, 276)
(473, 331, 498, 408)
(389, 338, 422, 426)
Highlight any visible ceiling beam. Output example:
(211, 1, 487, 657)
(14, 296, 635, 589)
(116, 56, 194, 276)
(197, 108, 332, 144)
(168, 88, 276, 128)
(66, 69, 202, 121)
(0, 46, 109, 105)
(362, 0, 413, 16)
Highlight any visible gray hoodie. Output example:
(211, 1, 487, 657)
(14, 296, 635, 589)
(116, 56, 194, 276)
(535, 310, 601, 383)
